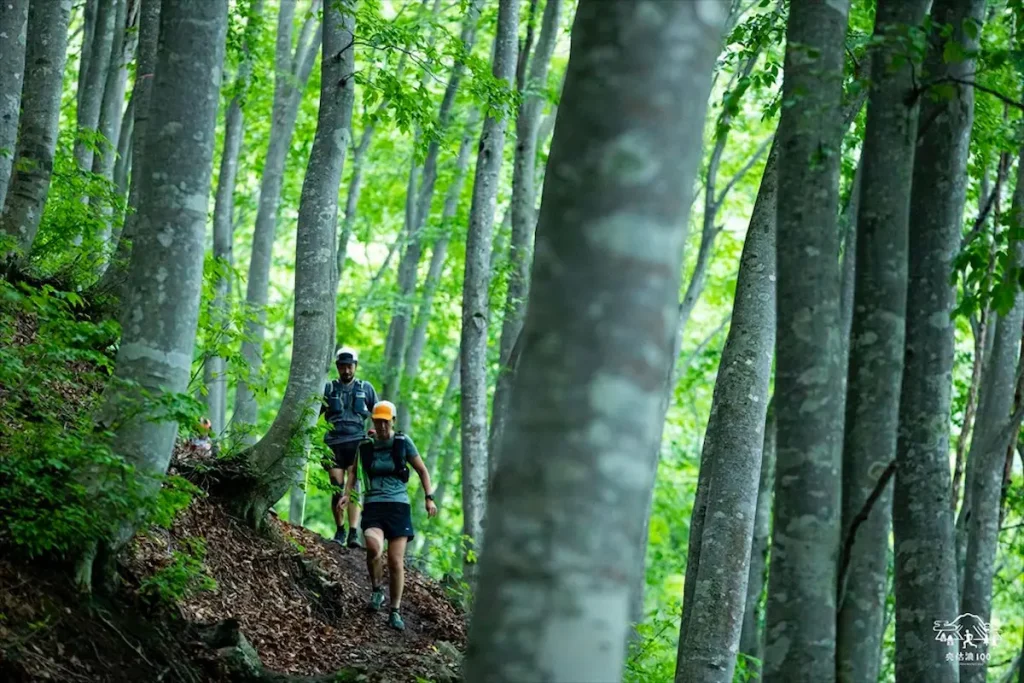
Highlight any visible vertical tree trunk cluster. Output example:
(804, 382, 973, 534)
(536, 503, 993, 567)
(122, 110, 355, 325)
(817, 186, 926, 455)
(458, 0, 520, 580)
(464, 0, 729, 679)
(893, 0, 986, 681)
(234, 0, 323, 442)
(0, 0, 74, 261)
(763, 2, 850, 682)
(234, 0, 357, 527)
(0, 0, 29, 207)
(83, 0, 228, 588)
(835, 2, 929, 682)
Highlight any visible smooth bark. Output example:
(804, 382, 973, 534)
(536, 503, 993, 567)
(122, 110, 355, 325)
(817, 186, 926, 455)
(893, 0, 986, 680)
(674, 126, 777, 683)
(236, 2, 355, 525)
(84, 0, 227, 586)
(233, 0, 323, 441)
(74, 0, 115, 174)
(959, 155, 1024, 683)
(113, 93, 135, 198)
(738, 398, 776, 680)
(94, 0, 161, 295)
(763, 1, 850, 681)
(458, 0, 519, 580)
(488, 0, 563, 478)
(0, 0, 74, 259)
(205, 0, 265, 439)
(836, 2, 929, 681)
(463, 1, 729, 679)
(0, 0, 29, 207)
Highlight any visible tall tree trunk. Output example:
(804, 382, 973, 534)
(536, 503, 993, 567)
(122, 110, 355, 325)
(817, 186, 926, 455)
(205, 0, 265, 439)
(488, 0, 563, 479)
(893, 0, 986, 680)
(398, 111, 479, 434)
(80, 0, 227, 590)
(458, 0, 519, 584)
(0, 0, 74, 261)
(959, 162, 1024, 683)
(231, 3, 355, 526)
(93, 0, 161, 296)
(462, 1, 728, 679)
(90, 0, 131, 265)
(674, 126, 777, 683)
(78, 0, 99, 114)
(335, 117, 375, 282)
(738, 397, 776, 681)
(74, 0, 116, 174)
(763, 0, 850, 681)
(0, 0, 29, 207)
(113, 93, 135, 198)
(233, 0, 323, 442)
(382, 0, 485, 403)
(835, 1, 929, 681)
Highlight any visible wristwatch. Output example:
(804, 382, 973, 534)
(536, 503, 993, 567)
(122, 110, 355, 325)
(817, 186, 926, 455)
(425, 493, 434, 501)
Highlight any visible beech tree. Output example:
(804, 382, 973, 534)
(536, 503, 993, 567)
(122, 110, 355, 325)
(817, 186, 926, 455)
(463, 0, 730, 678)
(225, 0, 356, 526)
(892, 0, 986, 679)
(762, 0, 850, 681)
(0, 0, 74, 260)
(458, 0, 520, 578)
(0, 0, 29, 207)
(79, 0, 228, 589)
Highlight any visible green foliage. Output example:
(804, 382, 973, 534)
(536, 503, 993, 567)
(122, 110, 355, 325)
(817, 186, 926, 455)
(138, 537, 218, 605)
(0, 281, 201, 560)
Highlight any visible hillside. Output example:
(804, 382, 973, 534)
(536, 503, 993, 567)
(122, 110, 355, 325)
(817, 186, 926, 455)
(0, 487, 467, 683)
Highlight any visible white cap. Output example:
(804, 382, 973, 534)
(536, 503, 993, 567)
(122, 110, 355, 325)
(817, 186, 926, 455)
(335, 346, 359, 363)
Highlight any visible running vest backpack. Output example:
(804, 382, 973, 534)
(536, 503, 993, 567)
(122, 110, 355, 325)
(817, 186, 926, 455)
(358, 434, 410, 484)
(324, 379, 370, 439)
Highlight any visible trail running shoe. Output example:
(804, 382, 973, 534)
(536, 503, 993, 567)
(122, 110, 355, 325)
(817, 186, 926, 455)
(331, 528, 346, 544)
(346, 527, 361, 549)
(389, 609, 405, 631)
(370, 587, 386, 612)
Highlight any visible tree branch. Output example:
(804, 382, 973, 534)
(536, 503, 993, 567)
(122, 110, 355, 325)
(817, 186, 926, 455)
(837, 460, 896, 610)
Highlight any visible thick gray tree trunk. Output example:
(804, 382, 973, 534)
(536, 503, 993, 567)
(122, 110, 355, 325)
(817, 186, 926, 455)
(462, 1, 729, 679)
(74, 0, 115, 174)
(81, 0, 227, 589)
(893, 0, 986, 680)
(762, 0, 850, 681)
(398, 112, 479, 434)
(959, 158, 1024, 683)
(78, 0, 98, 114)
(233, 3, 355, 526)
(458, 0, 519, 582)
(0, 0, 29, 207)
(94, 0, 161, 295)
(205, 0, 265, 439)
(233, 0, 323, 442)
(488, 0, 563, 479)
(738, 397, 775, 680)
(382, 0, 484, 403)
(835, 2, 929, 681)
(674, 130, 777, 683)
(0, 0, 73, 260)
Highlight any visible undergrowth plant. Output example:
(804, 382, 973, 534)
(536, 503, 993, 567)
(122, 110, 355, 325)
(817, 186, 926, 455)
(138, 537, 218, 605)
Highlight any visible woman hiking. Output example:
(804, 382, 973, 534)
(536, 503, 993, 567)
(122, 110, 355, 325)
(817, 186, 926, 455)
(339, 400, 437, 630)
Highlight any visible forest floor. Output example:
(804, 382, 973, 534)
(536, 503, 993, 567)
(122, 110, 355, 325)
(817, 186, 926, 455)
(0, 488, 467, 682)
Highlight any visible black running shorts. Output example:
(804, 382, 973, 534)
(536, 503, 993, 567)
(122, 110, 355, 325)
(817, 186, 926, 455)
(360, 502, 414, 541)
(326, 441, 360, 471)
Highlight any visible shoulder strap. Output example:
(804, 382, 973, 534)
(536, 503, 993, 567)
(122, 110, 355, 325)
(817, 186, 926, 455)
(358, 439, 375, 475)
(391, 433, 408, 478)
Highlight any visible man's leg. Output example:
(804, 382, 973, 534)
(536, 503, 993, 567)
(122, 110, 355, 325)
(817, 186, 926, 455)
(364, 527, 387, 611)
(344, 466, 362, 547)
(327, 467, 346, 542)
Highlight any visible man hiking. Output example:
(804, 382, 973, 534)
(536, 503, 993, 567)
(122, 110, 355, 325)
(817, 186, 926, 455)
(321, 346, 378, 547)
(339, 400, 437, 631)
